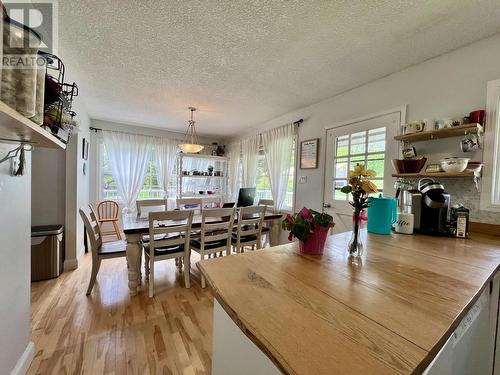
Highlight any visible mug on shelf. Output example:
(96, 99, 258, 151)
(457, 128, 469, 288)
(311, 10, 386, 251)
(460, 134, 481, 152)
(405, 122, 425, 134)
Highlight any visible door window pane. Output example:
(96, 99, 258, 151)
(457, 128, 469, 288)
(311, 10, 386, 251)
(336, 135, 349, 157)
(367, 153, 385, 177)
(335, 157, 348, 179)
(334, 180, 347, 201)
(368, 127, 386, 153)
(350, 131, 366, 155)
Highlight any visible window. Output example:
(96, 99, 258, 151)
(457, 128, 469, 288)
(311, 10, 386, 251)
(332, 127, 386, 201)
(481, 79, 500, 211)
(255, 142, 295, 211)
(101, 145, 166, 201)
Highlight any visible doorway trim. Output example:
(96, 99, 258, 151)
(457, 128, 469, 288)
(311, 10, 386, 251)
(322, 105, 407, 211)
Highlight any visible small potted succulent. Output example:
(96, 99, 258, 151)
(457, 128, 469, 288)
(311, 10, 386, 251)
(282, 207, 335, 255)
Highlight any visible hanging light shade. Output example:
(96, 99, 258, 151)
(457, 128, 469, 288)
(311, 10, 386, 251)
(179, 107, 204, 154)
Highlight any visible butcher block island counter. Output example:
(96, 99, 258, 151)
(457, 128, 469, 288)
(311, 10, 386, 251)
(197, 230, 500, 375)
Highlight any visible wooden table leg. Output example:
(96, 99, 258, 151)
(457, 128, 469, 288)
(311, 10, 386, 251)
(125, 233, 142, 296)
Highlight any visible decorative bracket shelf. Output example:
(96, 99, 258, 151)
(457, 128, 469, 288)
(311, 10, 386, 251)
(0, 100, 66, 149)
(394, 123, 483, 143)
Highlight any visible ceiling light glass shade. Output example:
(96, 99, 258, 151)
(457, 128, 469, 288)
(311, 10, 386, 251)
(179, 107, 204, 154)
(178, 143, 204, 153)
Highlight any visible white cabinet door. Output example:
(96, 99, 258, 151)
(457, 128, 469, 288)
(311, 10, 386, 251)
(323, 111, 401, 234)
(425, 272, 500, 375)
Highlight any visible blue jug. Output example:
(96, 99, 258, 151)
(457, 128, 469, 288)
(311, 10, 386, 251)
(367, 194, 397, 235)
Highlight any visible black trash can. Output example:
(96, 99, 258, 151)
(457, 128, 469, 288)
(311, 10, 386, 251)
(31, 225, 64, 281)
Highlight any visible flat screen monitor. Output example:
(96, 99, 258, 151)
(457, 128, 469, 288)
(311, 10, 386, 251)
(237, 188, 256, 207)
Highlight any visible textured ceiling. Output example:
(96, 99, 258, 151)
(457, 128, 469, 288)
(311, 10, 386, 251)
(57, 0, 500, 136)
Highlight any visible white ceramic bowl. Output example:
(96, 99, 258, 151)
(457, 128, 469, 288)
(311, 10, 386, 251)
(439, 158, 470, 173)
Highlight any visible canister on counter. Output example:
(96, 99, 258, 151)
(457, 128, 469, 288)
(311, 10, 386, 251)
(450, 205, 470, 238)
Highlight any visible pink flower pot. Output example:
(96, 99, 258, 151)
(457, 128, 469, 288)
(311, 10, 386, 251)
(299, 226, 330, 256)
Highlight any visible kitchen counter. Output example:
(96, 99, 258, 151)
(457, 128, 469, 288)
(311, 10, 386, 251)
(197, 230, 500, 375)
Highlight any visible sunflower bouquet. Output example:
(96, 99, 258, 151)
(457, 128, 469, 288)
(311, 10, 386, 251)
(340, 164, 378, 256)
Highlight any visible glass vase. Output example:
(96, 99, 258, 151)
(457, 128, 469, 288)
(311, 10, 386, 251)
(348, 209, 364, 257)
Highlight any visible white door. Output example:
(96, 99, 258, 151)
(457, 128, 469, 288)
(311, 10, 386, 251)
(323, 111, 402, 233)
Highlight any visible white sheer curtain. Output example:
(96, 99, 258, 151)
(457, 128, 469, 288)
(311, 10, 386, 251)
(154, 137, 178, 198)
(226, 140, 241, 202)
(103, 130, 151, 212)
(240, 135, 259, 187)
(261, 123, 297, 210)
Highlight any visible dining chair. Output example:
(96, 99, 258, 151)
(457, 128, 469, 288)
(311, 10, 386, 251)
(136, 198, 169, 242)
(96, 200, 122, 240)
(136, 198, 168, 218)
(258, 199, 275, 247)
(176, 198, 203, 213)
(142, 210, 194, 297)
(190, 207, 236, 288)
(79, 206, 127, 295)
(231, 205, 266, 253)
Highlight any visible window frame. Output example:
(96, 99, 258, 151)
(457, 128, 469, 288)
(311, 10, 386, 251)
(481, 78, 500, 211)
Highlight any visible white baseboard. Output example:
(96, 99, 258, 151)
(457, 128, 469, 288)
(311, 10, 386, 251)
(63, 258, 78, 271)
(10, 341, 35, 375)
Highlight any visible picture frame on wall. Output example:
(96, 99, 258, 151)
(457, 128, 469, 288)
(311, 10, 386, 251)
(300, 138, 319, 169)
(82, 138, 89, 160)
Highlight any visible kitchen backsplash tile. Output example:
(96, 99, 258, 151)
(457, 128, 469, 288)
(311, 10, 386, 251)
(441, 178, 499, 224)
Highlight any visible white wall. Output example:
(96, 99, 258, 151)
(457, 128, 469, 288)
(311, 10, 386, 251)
(238, 33, 500, 224)
(64, 100, 90, 270)
(0, 144, 33, 374)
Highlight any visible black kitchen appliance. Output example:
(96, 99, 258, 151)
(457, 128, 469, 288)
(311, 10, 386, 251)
(403, 179, 451, 235)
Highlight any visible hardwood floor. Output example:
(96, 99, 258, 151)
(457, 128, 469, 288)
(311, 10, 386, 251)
(28, 252, 214, 375)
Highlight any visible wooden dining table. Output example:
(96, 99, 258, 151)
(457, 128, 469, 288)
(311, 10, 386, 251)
(121, 212, 284, 296)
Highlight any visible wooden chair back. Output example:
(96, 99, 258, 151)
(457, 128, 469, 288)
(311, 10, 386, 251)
(148, 210, 194, 257)
(176, 198, 203, 213)
(235, 205, 266, 238)
(200, 207, 236, 244)
(258, 199, 275, 213)
(79, 208, 102, 258)
(97, 200, 120, 220)
(136, 198, 168, 218)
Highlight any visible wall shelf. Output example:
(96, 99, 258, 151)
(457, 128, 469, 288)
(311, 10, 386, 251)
(180, 175, 225, 178)
(394, 123, 483, 143)
(392, 171, 475, 178)
(179, 153, 228, 161)
(0, 101, 66, 149)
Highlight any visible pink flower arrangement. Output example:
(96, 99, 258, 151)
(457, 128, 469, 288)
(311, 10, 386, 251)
(282, 207, 335, 242)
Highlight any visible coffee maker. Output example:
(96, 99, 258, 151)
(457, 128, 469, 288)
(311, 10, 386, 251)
(402, 179, 450, 235)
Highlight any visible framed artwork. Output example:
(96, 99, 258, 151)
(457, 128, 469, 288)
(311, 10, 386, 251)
(300, 138, 319, 169)
(82, 138, 89, 160)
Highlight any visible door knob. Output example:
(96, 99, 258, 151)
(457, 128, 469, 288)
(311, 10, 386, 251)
(323, 203, 332, 209)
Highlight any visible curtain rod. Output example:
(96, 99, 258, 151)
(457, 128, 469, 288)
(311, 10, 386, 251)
(91, 119, 303, 137)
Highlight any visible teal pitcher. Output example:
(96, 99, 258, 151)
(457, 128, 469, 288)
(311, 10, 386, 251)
(367, 194, 397, 235)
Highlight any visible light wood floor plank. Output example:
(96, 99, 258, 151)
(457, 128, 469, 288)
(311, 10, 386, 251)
(28, 252, 213, 375)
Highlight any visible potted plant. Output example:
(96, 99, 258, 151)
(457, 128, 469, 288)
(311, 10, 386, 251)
(282, 207, 335, 255)
(340, 164, 378, 257)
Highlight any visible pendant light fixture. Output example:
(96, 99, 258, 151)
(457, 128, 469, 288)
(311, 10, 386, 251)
(178, 107, 204, 154)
